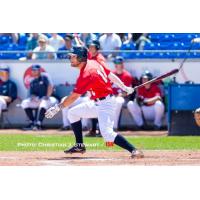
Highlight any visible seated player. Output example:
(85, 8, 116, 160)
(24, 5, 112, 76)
(84, 39, 106, 137)
(0, 66, 17, 117)
(112, 56, 136, 130)
(127, 71, 165, 130)
(21, 65, 57, 130)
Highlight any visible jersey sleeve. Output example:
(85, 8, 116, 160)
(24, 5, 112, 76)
(73, 73, 92, 95)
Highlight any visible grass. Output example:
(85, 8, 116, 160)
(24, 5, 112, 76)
(1, 134, 200, 151)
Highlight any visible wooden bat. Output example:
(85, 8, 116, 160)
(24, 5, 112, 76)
(134, 68, 179, 90)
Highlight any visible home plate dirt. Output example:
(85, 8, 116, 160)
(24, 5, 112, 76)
(1, 150, 200, 166)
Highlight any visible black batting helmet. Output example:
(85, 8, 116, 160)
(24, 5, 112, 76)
(68, 46, 88, 62)
(87, 39, 100, 50)
(141, 70, 153, 80)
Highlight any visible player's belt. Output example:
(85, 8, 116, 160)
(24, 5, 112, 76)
(94, 94, 113, 102)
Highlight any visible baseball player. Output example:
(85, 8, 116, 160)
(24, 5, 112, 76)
(45, 46, 143, 158)
(112, 56, 137, 130)
(0, 66, 17, 116)
(127, 71, 165, 130)
(21, 65, 57, 130)
(85, 39, 106, 137)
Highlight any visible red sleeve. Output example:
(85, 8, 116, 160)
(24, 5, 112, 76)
(73, 73, 92, 94)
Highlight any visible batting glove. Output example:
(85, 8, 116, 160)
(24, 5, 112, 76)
(123, 86, 134, 95)
(45, 104, 62, 119)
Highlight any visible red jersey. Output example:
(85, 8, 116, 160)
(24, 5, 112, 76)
(138, 84, 161, 99)
(88, 52, 106, 65)
(73, 60, 113, 99)
(112, 70, 133, 95)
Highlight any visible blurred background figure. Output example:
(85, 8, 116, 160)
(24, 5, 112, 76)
(32, 36, 56, 59)
(0, 33, 19, 44)
(78, 33, 97, 46)
(127, 71, 165, 130)
(112, 56, 136, 130)
(57, 34, 74, 59)
(26, 33, 48, 59)
(48, 33, 65, 51)
(135, 33, 151, 50)
(0, 66, 17, 117)
(21, 65, 57, 130)
(84, 39, 106, 137)
(99, 33, 122, 58)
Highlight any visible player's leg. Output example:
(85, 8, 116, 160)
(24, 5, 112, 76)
(113, 96, 125, 130)
(127, 100, 144, 128)
(61, 107, 71, 130)
(64, 101, 98, 153)
(153, 100, 165, 129)
(97, 96, 143, 158)
(37, 97, 58, 129)
(21, 98, 39, 129)
(0, 97, 7, 117)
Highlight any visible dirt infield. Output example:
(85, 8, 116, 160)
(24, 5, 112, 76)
(1, 150, 200, 166)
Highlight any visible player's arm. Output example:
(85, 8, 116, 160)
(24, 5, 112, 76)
(108, 72, 134, 95)
(143, 96, 162, 104)
(45, 92, 81, 119)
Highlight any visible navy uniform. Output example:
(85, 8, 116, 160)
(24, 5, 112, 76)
(0, 66, 17, 116)
(21, 65, 57, 130)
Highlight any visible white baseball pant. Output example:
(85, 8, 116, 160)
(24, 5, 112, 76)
(21, 97, 58, 110)
(68, 95, 118, 142)
(0, 97, 7, 116)
(62, 96, 89, 127)
(114, 96, 125, 129)
(127, 100, 165, 127)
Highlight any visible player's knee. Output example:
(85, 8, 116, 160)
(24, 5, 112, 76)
(67, 108, 80, 123)
(115, 96, 125, 104)
(154, 100, 165, 113)
(127, 101, 138, 112)
(21, 99, 29, 109)
(39, 100, 48, 110)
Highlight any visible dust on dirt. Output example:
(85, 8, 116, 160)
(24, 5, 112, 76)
(0, 150, 200, 166)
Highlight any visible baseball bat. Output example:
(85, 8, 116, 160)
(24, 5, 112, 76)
(134, 68, 179, 90)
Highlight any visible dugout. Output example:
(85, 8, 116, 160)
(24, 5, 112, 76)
(168, 84, 200, 135)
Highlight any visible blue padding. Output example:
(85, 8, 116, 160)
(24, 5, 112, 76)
(169, 84, 200, 110)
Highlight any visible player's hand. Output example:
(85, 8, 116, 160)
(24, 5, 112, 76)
(45, 104, 61, 119)
(123, 86, 134, 95)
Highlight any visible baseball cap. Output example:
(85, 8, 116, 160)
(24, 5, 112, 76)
(114, 56, 124, 64)
(0, 65, 10, 73)
(31, 64, 41, 71)
(64, 34, 74, 41)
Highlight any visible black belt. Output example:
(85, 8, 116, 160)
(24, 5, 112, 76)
(94, 94, 113, 102)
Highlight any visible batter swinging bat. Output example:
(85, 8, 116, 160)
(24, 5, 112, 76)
(134, 68, 179, 90)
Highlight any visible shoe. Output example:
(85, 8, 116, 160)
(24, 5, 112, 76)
(64, 143, 86, 154)
(153, 125, 161, 131)
(82, 126, 89, 131)
(32, 124, 42, 131)
(85, 130, 96, 137)
(131, 149, 144, 159)
(22, 122, 34, 131)
(59, 126, 71, 131)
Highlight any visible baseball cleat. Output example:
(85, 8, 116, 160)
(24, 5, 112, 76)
(131, 149, 144, 159)
(64, 143, 86, 154)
